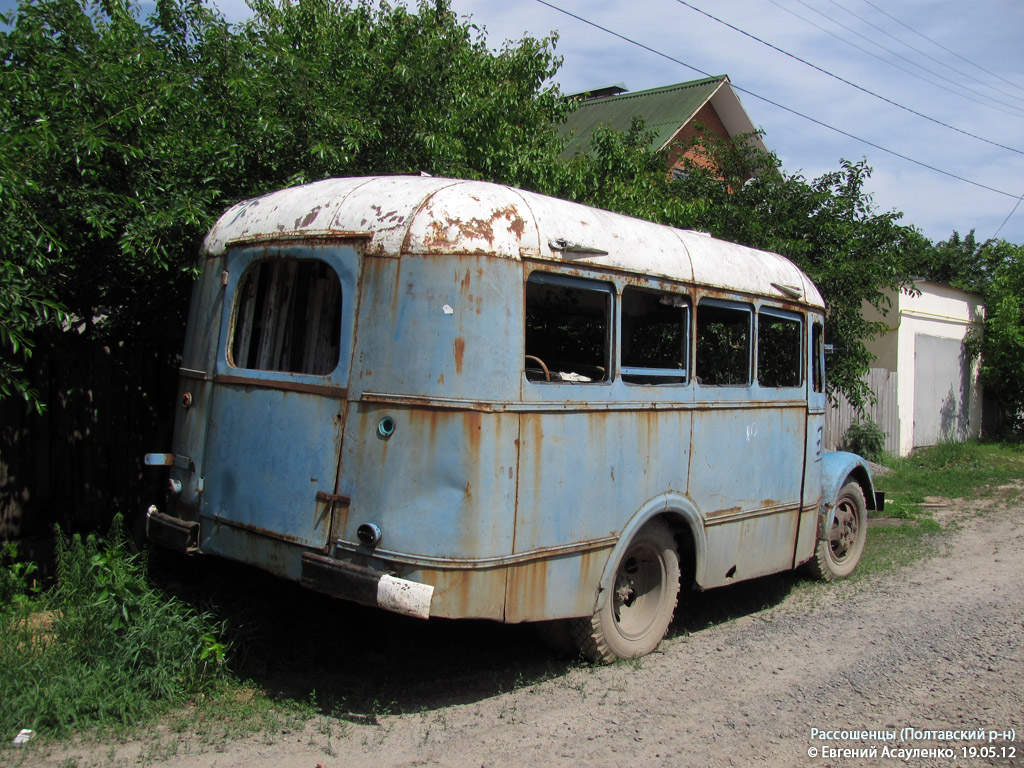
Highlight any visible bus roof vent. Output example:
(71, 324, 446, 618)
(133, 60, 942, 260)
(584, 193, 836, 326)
(548, 238, 609, 256)
(771, 282, 803, 299)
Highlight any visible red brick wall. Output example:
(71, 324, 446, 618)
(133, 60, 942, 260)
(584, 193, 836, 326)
(664, 102, 733, 177)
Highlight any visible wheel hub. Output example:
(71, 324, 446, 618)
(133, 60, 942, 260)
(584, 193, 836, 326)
(830, 504, 858, 559)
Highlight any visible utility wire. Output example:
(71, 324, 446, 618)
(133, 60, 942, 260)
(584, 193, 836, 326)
(535, 0, 1020, 201)
(994, 194, 1023, 239)
(784, 0, 1024, 118)
(675, 0, 1024, 156)
(825, 0, 1024, 107)
(858, 0, 1024, 98)
(765, 0, 1024, 121)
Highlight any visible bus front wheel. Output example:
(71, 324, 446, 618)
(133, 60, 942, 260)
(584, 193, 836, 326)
(809, 480, 867, 581)
(573, 519, 680, 663)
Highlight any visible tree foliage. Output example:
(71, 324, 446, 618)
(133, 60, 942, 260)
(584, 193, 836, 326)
(0, 0, 568, 409)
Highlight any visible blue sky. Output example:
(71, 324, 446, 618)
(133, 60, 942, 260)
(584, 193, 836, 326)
(5, 0, 1023, 246)
(449, 0, 1024, 247)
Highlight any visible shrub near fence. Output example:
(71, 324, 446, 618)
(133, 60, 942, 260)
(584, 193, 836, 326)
(826, 367, 900, 455)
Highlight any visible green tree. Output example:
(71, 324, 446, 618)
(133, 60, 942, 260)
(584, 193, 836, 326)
(961, 239, 1024, 431)
(905, 229, 993, 293)
(0, 0, 569, 410)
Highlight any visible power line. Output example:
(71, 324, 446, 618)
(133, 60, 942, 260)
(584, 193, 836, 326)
(994, 194, 1023, 239)
(674, 0, 1024, 157)
(764, 0, 1024, 121)
(824, 0, 1024, 109)
(782, 0, 1024, 119)
(856, 0, 1024, 98)
(534, 0, 1021, 201)
(856, 0, 1024, 102)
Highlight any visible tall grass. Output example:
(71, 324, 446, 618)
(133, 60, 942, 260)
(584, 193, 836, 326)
(0, 518, 228, 738)
(877, 440, 1024, 506)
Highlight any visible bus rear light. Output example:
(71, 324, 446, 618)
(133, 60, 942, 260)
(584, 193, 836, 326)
(357, 523, 382, 548)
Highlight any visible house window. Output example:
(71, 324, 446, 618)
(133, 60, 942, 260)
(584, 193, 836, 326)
(621, 287, 689, 385)
(757, 309, 802, 387)
(696, 300, 751, 386)
(525, 273, 611, 383)
(230, 259, 342, 375)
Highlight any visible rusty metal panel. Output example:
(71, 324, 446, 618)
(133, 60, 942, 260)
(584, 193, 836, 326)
(402, 180, 537, 258)
(202, 178, 375, 255)
(180, 253, 227, 371)
(198, 521, 301, 580)
(197, 242, 359, 555)
(688, 402, 805, 585)
(339, 404, 519, 561)
(514, 408, 693, 552)
(408, 564, 508, 621)
(350, 253, 521, 403)
(165, 253, 228, 510)
(503, 547, 613, 623)
(201, 385, 345, 550)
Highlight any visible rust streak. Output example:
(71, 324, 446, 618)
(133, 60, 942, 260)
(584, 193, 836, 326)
(465, 410, 482, 458)
(453, 337, 466, 375)
(425, 220, 451, 249)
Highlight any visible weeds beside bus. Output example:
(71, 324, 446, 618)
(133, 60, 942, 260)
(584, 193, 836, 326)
(145, 176, 878, 662)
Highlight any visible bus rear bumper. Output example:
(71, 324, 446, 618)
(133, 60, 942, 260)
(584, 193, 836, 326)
(301, 552, 434, 619)
(146, 506, 200, 554)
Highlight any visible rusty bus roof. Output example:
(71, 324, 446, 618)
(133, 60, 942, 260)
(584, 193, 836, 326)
(203, 175, 824, 308)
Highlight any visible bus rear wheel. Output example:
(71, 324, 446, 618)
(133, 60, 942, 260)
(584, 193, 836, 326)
(573, 519, 679, 663)
(808, 480, 867, 581)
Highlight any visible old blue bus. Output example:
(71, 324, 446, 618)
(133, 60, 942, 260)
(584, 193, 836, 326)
(145, 175, 878, 662)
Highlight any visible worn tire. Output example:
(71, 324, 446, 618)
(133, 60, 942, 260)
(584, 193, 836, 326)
(808, 480, 867, 581)
(572, 519, 680, 663)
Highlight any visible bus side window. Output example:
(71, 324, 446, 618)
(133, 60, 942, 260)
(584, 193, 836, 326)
(696, 300, 752, 386)
(812, 321, 825, 394)
(621, 287, 689, 385)
(525, 273, 612, 383)
(757, 308, 802, 387)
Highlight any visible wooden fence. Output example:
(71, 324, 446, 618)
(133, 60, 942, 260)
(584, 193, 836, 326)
(825, 367, 900, 455)
(0, 326, 181, 546)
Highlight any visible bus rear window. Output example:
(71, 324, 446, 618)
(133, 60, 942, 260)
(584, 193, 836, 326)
(230, 259, 342, 375)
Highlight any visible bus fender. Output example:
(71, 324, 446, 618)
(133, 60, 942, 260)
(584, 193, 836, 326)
(592, 492, 707, 613)
(820, 450, 878, 536)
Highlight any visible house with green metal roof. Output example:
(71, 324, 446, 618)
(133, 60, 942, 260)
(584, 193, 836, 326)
(559, 75, 767, 176)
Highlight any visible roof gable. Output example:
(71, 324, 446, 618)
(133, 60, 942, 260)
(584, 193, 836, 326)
(559, 75, 765, 159)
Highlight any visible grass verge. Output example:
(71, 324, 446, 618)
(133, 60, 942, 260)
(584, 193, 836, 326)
(857, 439, 1024, 579)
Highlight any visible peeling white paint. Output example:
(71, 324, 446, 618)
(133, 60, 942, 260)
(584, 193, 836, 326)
(377, 574, 434, 619)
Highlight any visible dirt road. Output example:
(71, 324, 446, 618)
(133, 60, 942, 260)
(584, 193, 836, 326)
(38, 504, 1024, 768)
